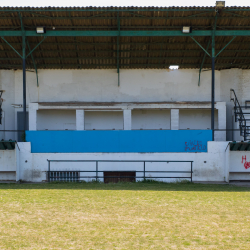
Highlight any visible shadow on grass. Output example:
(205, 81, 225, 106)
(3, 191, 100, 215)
(0, 181, 249, 192)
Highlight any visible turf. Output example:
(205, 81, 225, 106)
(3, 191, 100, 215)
(0, 182, 250, 249)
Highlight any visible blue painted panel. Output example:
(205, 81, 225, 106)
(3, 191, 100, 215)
(25, 130, 212, 153)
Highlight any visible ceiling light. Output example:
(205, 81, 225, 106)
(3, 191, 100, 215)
(36, 27, 46, 34)
(182, 26, 192, 34)
(169, 65, 179, 70)
(216, 1, 225, 8)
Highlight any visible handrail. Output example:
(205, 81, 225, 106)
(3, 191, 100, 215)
(230, 89, 247, 140)
(47, 159, 194, 183)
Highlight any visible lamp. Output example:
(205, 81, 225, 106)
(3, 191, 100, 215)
(169, 65, 179, 70)
(216, 1, 225, 8)
(182, 26, 192, 34)
(36, 27, 46, 34)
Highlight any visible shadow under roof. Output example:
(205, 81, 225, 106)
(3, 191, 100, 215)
(1, 6, 250, 70)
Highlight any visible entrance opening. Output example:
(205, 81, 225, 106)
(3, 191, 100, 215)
(104, 171, 136, 183)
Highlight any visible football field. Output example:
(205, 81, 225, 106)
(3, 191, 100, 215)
(0, 182, 249, 249)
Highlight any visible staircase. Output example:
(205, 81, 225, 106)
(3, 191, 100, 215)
(231, 89, 250, 141)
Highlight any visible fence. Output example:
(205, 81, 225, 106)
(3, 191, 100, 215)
(47, 160, 193, 183)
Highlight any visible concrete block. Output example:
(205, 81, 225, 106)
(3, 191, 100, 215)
(76, 110, 85, 130)
(29, 103, 38, 131)
(171, 109, 179, 130)
(123, 109, 132, 130)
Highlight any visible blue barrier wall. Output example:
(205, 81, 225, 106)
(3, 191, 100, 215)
(26, 130, 212, 153)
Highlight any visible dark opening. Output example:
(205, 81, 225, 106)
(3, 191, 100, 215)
(104, 171, 136, 183)
(17, 111, 29, 142)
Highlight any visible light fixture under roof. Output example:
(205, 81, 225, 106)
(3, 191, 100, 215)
(36, 27, 46, 34)
(216, 1, 225, 8)
(169, 65, 179, 70)
(182, 26, 192, 34)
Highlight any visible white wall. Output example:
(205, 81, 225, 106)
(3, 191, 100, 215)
(0, 70, 15, 140)
(179, 109, 218, 130)
(1, 68, 249, 140)
(229, 151, 250, 181)
(132, 109, 170, 130)
(13, 69, 220, 103)
(0, 149, 16, 181)
(85, 111, 123, 130)
(16, 141, 229, 183)
(37, 110, 76, 130)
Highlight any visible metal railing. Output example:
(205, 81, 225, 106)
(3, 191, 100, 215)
(47, 160, 193, 183)
(231, 89, 249, 141)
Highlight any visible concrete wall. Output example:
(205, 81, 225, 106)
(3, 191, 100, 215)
(16, 141, 229, 183)
(0, 149, 16, 181)
(132, 109, 170, 130)
(179, 109, 218, 129)
(85, 111, 123, 130)
(0, 70, 15, 140)
(229, 151, 250, 181)
(37, 110, 76, 130)
(0, 68, 249, 141)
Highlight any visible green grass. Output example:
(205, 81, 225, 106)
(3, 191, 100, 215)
(0, 182, 250, 249)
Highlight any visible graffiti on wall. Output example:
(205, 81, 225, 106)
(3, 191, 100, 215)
(242, 155, 250, 169)
(185, 140, 207, 152)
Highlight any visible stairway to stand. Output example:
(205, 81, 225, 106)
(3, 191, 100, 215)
(231, 89, 250, 141)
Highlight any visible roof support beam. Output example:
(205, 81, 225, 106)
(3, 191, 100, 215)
(2, 62, 250, 68)
(198, 39, 211, 86)
(27, 40, 39, 87)
(2, 30, 250, 37)
(1, 56, 250, 61)
(215, 36, 236, 58)
(191, 37, 211, 57)
(0, 36, 22, 58)
(26, 36, 47, 59)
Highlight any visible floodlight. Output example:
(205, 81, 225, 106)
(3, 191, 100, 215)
(216, 1, 225, 8)
(36, 27, 46, 34)
(182, 26, 192, 34)
(169, 65, 179, 70)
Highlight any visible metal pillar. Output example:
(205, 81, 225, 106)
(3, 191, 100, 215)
(211, 21, 216, 141)
(22, 34, 26, 132)
(117, 12, 120, 86)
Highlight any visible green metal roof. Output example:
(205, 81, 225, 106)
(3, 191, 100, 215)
(0, 140, 15, 150)
(1, 6, 250, 70)
(230, 142, 250, 151)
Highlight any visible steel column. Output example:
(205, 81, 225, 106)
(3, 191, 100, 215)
(96, 161, 98, 181)
(211, 16, 217, 141)
(143, 161, 145, 181)
(191, 162, 193, 183)
(117, 12, 120, 86)
(48, 160, 50, 182)
(22, 35, 26, 133)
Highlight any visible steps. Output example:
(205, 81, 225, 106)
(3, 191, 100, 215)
(231, 89, 250, 141)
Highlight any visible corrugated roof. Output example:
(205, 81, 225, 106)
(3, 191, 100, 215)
(0, 6, 250, 70)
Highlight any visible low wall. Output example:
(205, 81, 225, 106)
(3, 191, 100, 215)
(229, 151, 250, 180)
(17, 141, 229, 183)
(25, 130, 212, 153)
(0, 150, 16, 181)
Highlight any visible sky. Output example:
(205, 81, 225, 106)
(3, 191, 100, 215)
(0, 0, 249, 7)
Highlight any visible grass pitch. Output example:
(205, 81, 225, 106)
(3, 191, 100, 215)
(0, 182, 250, 249)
